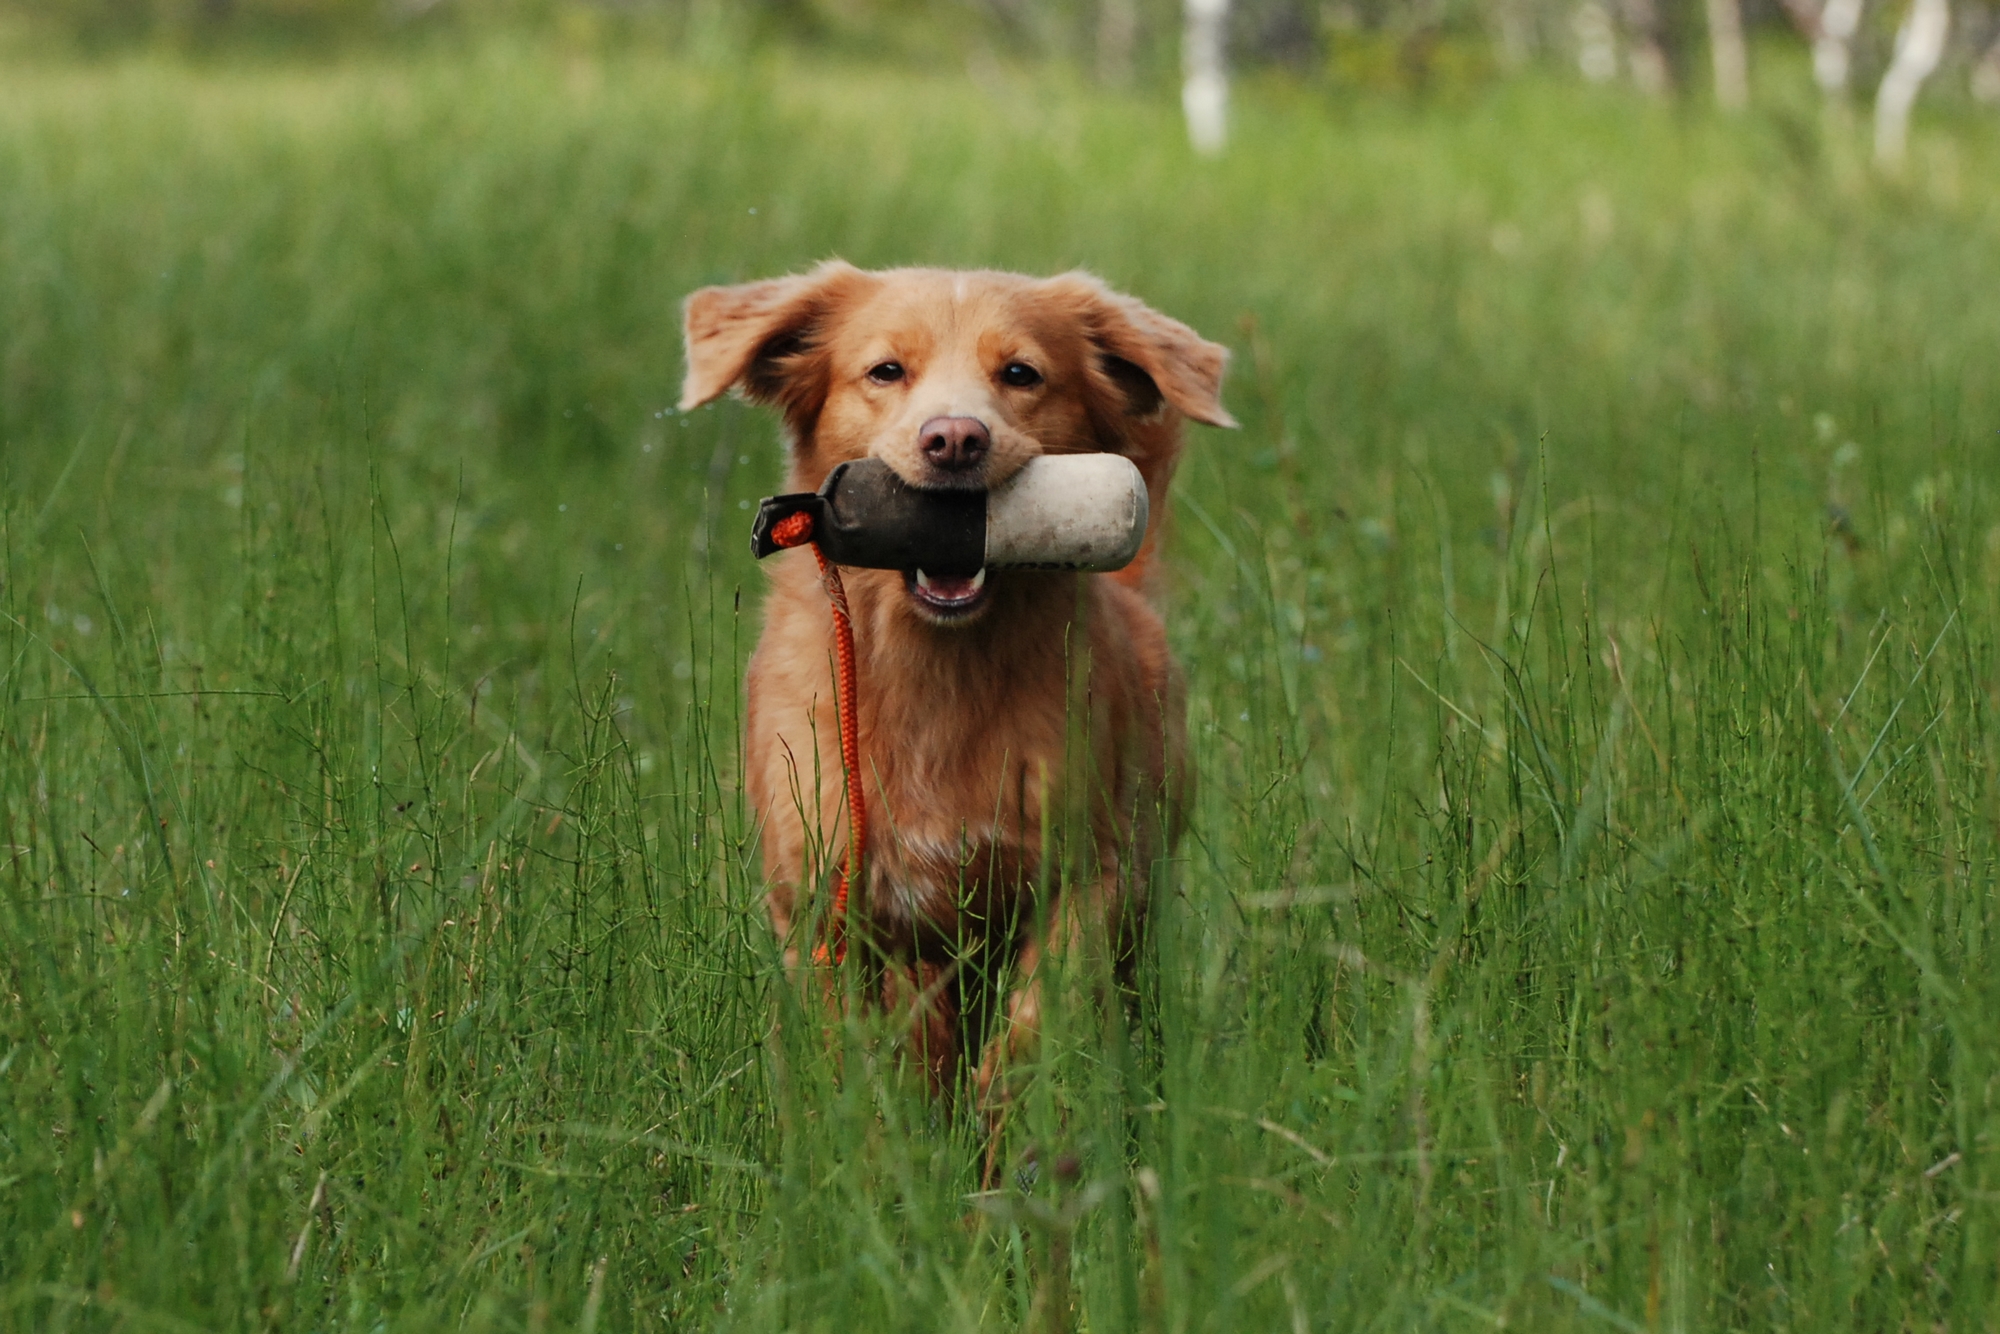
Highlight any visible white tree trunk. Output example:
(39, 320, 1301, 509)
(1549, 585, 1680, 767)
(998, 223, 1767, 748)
(1707, 0, 1750, 107)
(1098, 0, 1138, 86)
(1568, 1, 1616, 80)
(1814, 0, 1866, 96)
(1183, 0, 1230, 154)
(1875, 0, 1950, 166)
(1972, 33, 2000, 104)
(1620, 0, 1674, 95)
(1489, 0, 1536, 69)
(1574, 2, 1620, 82)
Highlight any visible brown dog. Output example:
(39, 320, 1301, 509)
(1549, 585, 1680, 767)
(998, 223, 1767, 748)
(679, 262, 1232, 1108)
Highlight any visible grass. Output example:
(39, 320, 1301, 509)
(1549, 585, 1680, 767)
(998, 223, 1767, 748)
(2, 43, 1999, 1332)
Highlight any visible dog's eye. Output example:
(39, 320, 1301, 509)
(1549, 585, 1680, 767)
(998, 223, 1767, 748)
(867, 361, 906, 384)
(1000, 362, 1042, 388)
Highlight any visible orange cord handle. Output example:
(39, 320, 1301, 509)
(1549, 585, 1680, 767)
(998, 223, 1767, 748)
(769, 509, 862, 966)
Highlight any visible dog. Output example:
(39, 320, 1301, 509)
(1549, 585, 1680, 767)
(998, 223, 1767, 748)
(679, 262, 1233, 1111)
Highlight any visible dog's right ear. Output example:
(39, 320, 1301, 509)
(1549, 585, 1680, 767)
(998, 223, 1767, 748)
(679, 261, 869, 414)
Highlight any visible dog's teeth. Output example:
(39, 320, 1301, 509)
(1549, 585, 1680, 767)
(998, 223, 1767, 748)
(970, 568, 987, 591)
(915, 569, 934, 590)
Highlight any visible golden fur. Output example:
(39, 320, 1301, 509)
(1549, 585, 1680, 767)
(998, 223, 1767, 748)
(679, 262, 1232, 1104)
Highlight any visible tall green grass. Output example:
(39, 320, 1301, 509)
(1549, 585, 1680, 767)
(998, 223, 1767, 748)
(2, 47, 1998, 1331)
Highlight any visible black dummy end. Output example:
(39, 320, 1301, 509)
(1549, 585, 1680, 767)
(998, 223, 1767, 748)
(750, 492, 827, 560)
(750, 460, 987, 576)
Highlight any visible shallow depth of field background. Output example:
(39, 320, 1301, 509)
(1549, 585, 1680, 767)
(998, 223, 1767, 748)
(3, 2, 2000, 1330)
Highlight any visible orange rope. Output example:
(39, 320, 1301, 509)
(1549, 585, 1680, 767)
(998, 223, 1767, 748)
(768, 509, 861, 966)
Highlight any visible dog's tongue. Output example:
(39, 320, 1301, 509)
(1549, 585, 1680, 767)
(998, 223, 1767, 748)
(927, 574, 979, 600)
(914, 568, 987, 603)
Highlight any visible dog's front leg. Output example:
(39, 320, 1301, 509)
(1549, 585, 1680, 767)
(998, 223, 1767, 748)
(973, 866, 1123, 1122)
(882, 958, 959, 1100)
(973, 928, 1049, 1118)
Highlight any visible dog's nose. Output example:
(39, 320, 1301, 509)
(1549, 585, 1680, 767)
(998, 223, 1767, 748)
(918, 416, 990, 473)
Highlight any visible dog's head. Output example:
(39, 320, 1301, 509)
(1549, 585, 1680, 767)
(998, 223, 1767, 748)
(680, 262, 1234, 621)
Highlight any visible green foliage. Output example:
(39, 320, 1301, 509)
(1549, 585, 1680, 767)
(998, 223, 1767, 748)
(2, 46, 1999, 1332)
(0, 0, 1138, 59)
(1, 0, 390, 51)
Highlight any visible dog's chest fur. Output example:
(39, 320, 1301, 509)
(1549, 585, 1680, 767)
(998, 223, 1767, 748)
(745, 559, 1150, 957)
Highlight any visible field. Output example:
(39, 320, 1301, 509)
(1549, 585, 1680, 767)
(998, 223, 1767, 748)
(3, 44, 2000, 1332)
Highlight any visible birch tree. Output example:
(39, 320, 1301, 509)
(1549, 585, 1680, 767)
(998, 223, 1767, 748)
(1776, 0, 1867, 97)
(1707, 0, 1750, 107)
(1620, 0, 1674, 94)
(1875, 0, 1950, 165)
(1814, 0, 1867, 95)
(1183, 0, 1229, 154)
(1973, 30, 2000, 102)
(1098, 0, 1137, 84)
(1575, 2, 1620, 81)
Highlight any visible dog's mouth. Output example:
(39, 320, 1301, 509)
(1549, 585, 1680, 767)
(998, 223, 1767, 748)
(904, 567, 989, 620)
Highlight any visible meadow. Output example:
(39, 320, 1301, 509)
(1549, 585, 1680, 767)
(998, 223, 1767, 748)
(3, 43, 1999, 1332)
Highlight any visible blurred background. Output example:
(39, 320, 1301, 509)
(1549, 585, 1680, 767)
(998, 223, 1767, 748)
(6, 0, 1999, 134)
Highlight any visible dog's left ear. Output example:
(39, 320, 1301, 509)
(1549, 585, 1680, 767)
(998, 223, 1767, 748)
(679, 260, 870, 414)
(1043, 272, 1238, 430)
